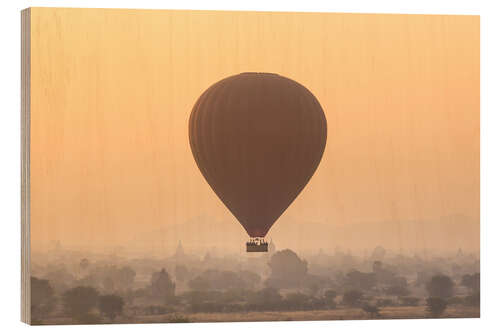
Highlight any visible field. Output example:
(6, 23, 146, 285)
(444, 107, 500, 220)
(38, 305, 479, 325)
(142, 306, 479, 323)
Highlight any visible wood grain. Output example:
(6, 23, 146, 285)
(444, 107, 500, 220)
(25, 8, 479, 263)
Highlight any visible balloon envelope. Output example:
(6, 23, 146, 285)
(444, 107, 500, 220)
(189, 73, 327, 237)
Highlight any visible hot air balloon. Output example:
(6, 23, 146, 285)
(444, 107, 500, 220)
(189, 73, 327, 252)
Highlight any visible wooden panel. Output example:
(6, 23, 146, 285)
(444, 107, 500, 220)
(28, 9, 479, 255)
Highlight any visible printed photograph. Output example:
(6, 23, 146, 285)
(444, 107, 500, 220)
(27, 8, 479, 324)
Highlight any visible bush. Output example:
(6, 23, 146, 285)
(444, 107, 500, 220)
(282, 292, 312, 311)
(376, 298, 395, 307)
(399, 296, 419, 306)
(189, 301, 225, 313)
(384, 285, 410, 296)
(98, 294, 124, 320)
(247, 287, 283, 311)
(461, 273, 480, 293)
(62, 286, 99, 319)
(323, 289, 337, 309)
(345, 270, 376, 291)
(144, 305, 169, 315)
(426, 297, 447, 318)
(311, 296, 331, 309)
(31, 277, 56, 320)
(324, 289, 337, 300)
(464, 292, 480, 307)
(426, 275, 454, 299)
(362, 304, 380, 318)
(447, 296, 465, 305)
(343, 290, 363, 307)
(168, 314, 190, 323)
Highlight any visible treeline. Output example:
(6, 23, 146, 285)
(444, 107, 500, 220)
(31, 276, 479, 324)
(30, 249, 480, 324)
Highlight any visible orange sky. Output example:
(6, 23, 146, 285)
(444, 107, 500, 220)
(30, 8, 479, 255)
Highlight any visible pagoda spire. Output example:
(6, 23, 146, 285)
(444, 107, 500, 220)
(175, 240, 185, 258)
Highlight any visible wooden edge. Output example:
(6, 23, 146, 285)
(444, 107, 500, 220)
(21, 7, 31, 325)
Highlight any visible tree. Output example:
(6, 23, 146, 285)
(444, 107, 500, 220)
(78, 265, 135, 292)
(221, 288, 251, 303)
(308, 283, 320, 297)
(98, 294, 124, 320)
(376, 298, 395, 307)
(385, 284, 410, 296)
(461, 273, 480, 293)
(103, 276, 115, 291)
(372, 261, 398, 285)
(291, 292, 314, 310)
(283, 292, 311, 310)
(212, 270, 246, 290)
(267, 249, 308, 288)
(62, 286, 99, 319)
(345, 270, 376, 291)
(31, 277, 56, 320)
(416, 270, 441, 287)
(181, 290, 221, 311)
(187, 270, 248, 291)
(390, 276, 408, 288)
(399, 296, 420, 306)
(426, 297, 447, 317)
(115, 266, 136, 291)
(426, 275, 454, 299)
(151, 268, 176, 301)
(188, 276, 210, 291)
(247, 287, 283, 311)
(238, 270, 261, 289)
(324, 289, 337, 304)
(464, 292, 480, 307)
(343, 290, 363, 307)
(324, 289, 337, 299)
(43, 266, 76, 293)
(303, 274, 331, 296)
(362, 304, 380, 318)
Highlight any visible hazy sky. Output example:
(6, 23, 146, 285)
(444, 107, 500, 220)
(30, 8, 479, 255)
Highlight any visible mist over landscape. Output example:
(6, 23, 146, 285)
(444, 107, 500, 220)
(31, 212, 479, 257)
(30, 237, 479, 324)
(27, 9, 479, 325)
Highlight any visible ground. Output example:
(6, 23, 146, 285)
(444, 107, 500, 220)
(34, 305, 479, 325)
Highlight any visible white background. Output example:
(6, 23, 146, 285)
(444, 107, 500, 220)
(0, 0, 498, 331)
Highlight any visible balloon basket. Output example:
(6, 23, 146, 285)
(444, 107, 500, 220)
(246, 238, 268, 252)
